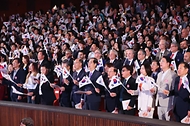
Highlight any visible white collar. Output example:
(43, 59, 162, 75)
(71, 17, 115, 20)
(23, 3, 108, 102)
(76, 68, 82, 73)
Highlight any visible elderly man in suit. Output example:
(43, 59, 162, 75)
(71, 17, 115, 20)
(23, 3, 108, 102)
(180, 28, 190, 45)
(155, 56, 177, 121)
(71, 58, 86, 107)
(80, 58, 103, 110)
(168, 42, 183, 67)
(163, 62, 190, 122)
(58, 59, 73, 107)
(122, 49, 135, 67)
(105, 66, 120, 113)
(136, 49, 149, 75)
(107, 49, 121, 70)
(156, 39, 170, 61)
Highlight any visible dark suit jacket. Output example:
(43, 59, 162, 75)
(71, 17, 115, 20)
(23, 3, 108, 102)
(82, 70, 102, 103)
(10, 68, 26, 93)
(107, 59, 122, 70)
(137, 59, 150, 75)
(169, 75, 190, 121)
(151, 70, 160, 82)
(112, 14, 120, 25)
(41, 72, 56, 104)
(168, 51, 183, 67)
(105, 83, 120, 112)
(122, 58, 135, 67)
(119, 77, 137, 110)
(180, 36, 190, 45)
(58, 72, 73, 107)
(39, 59, 50, 70)
(71, 69, 86, 105)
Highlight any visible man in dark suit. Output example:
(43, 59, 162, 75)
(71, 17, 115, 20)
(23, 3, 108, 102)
(122, 49, 135, 67)
(107, 49, 121, 70)
(105, 66, 120, 113)
(137, 49, 150, 75)
(37, 50, 50, 71)
(164, 62, 190, 122)
(119, 65, 137, 115)
(40, 64, 56, 105)
(168, 42, 183, 67)
(77, 16, 85, 32)
(58, 59, 73, 107)
(180, 29, 190, 45)
(10, 58, 26, 102)
(71, 58, 86, 107)
(113, 31, 122, 45)
(180, 40, 189, 55)
(63, 49, 73, 71)
(80, 58, 103, 111)
(77, 50, 88, 69)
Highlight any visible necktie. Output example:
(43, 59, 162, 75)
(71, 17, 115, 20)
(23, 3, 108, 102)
(89, 72, 92, 78)
(170, 53, 174, 59)
(160, 52, 163, 57)
(119, 79, 127, 102)
(123, 59, 129, 66)
(160, 52, 163, 59)
(74, 72, 78, 80)
(140, 61, 142, 65)
(178, 78, 182, 91)
(13, 70, 17, 79)
(183, 50, 186, 54)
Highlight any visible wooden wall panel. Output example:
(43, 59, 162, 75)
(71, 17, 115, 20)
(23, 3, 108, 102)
(0, 101, 185, 126)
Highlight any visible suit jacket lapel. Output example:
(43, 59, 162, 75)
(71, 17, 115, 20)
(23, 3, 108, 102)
(161, 70, 170, 86)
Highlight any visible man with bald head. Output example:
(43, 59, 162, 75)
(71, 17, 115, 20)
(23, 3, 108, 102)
(71, 58, 86, 107)
(180, 28, 190, 45)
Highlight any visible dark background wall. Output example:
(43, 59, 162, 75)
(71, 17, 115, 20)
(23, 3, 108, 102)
(0, 0, 185, 22)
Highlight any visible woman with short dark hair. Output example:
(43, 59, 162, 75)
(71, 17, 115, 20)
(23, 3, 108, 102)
(128, 63, 156, 118)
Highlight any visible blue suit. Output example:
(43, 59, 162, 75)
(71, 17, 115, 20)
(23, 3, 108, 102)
(10, 68, 26, 102)
(169, 75, 190, 122)
(105, 84, 120, 112)
(82, 70, 103, 110)
(71, 69, 86, 107)
(122, 58, 135, 67)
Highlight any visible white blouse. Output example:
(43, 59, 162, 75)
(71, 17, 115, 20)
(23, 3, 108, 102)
(134, 75, 156, 111)
(23, 73, 40, 90)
